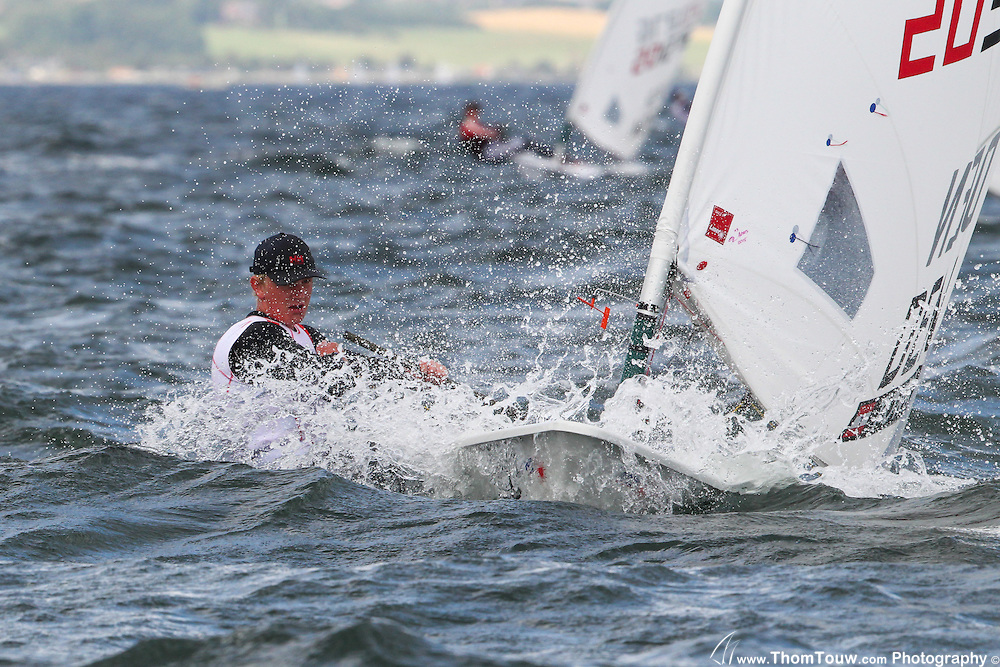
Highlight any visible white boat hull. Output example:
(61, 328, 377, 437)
(513, 152, 649, 180)
(450, 420, 726, 513)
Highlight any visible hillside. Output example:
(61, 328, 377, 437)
(0, 0, 718, 85)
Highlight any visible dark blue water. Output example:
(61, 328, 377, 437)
(2, 83, 999, 666)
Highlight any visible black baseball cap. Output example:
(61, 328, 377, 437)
(250, 233, 326, 286)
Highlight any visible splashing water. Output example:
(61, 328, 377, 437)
(138, 338, 613, 493)
(139, 324, 971, 510)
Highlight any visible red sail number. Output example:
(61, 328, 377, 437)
(944, 0, 986, 64)
(899, 0, 988, 79)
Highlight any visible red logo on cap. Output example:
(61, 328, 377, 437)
(288, 255, 305, 265)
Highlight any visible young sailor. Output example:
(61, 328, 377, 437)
(212, 232, 447, 392)
(458, 101, 502, 158)
(458, 101, 552, 163)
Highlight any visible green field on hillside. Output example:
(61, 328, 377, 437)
(204, 26, 597, 72)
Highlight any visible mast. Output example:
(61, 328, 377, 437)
(622, 0, 750, 380)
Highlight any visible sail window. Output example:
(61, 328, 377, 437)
(796, 163, 873, 319)
(603, 97, 621, 125)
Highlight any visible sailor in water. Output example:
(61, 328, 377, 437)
(667, 88, 692, 124)
(212, 232, 447, 393)
(458, 101, 552, 163)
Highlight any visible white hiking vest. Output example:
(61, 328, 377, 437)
(211, 315, 318, 389)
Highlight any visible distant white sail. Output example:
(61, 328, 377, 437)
(630, 0, 1000, 468)
(566, 0, 704, 161)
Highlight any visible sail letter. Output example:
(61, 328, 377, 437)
(902, 277, 944, 376)
(927, 163, 971, 265)
(878, 277, 945, 389)
(943, 0, 986, 65)
(946, 153, 982, 254)
(958, 128, 1000, 236)
(927, 128, 1000, 265)
(879, 291, 928, 389)
(900, 0, 995, 76)
(899, 0, 946, 79)
(982, 18, 1000, 50)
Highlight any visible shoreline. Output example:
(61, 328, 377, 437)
(0, 60, 706, 89)
(0, 65, 586, 89)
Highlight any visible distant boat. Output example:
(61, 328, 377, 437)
(371, 136, 425, 156)
(458, 0, 1000, 508)
(515, 0, 705, 179)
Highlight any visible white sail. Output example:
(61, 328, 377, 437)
(634, 0, 1000, 468)
(566, 0, 704, 161)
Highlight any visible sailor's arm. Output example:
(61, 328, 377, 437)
(315, 341, 340, 355)
(230, 322, 447, 386)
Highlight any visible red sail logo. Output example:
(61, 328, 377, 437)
(705, 206, 733, 245)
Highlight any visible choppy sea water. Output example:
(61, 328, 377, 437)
(2, 83, 1000, 666)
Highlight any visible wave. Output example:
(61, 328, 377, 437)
(85, 617, 511, 667)
(249, 151, 352, 176)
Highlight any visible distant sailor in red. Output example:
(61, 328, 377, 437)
(458, 101, 501, 157)
(458, 101, 553, 163)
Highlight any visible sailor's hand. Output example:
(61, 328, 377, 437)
(418, 359, 448, 384)
(316, 341, 340, 356)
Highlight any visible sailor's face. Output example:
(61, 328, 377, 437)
(252, 275, 313, 326)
